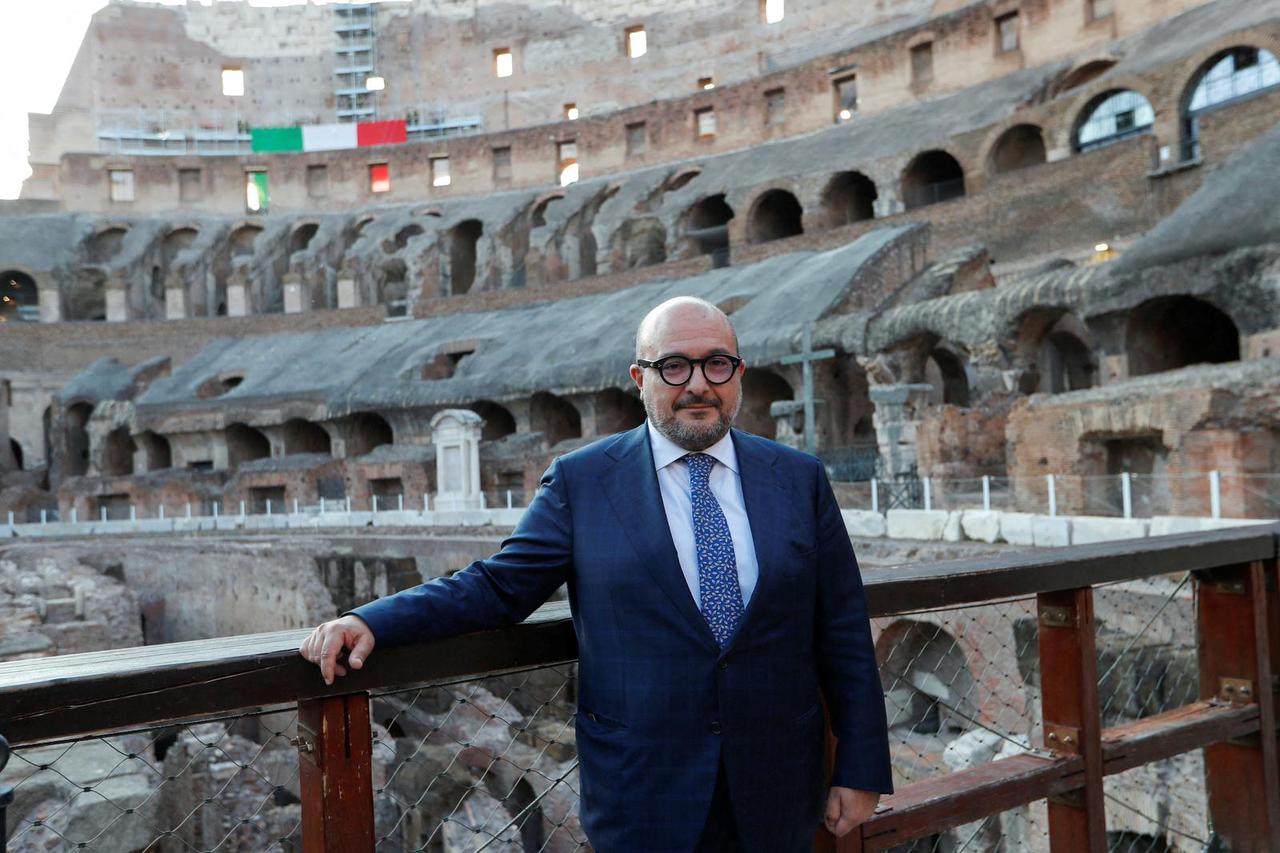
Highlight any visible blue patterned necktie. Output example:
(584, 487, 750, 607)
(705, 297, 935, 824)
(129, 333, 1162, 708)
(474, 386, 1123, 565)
(685, 453, 744, 647)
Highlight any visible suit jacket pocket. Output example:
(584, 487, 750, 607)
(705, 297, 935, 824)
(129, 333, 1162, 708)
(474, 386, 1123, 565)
(577, 706, 628, 731)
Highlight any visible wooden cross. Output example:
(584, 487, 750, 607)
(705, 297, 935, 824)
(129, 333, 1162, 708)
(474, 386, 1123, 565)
(779, 322, 835, 455)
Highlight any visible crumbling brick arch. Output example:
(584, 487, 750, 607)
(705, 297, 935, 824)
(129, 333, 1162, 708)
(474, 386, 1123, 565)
(609, 218, 667, 271)
(281, 418, 332, 457)
(900, 150, 966, 211)
(745, 187, 804, 244)
(985, 124, 1047, 176)
(1125, 295, 1239, 377)
(530, 192, 566, 229)
(289, 221, 321, 257)
(84, 225, 129, 264)
(66, 267, 108, 322)
(345, 411, 394, 456)
(467, 400, 517, 441)
(876, 618, 978, 736)
(0, 268, 40, 322)
(677, 193, 734, 260)
(226, 423, 271, 468)
(737, 368, 793, 440)
(1013, 307, 1097, 394)
(529, 392, 581, 447)
(135, 430, 172, 471)
(378, 258, 409, 317)
(391, 224, 424, 252)
(1049, 57, 1118, 98)
(99, 426, 136, 477)
(592, 387, 645, 436)
(1177, 43, 1280, 161)
(820, 171, 877, 228)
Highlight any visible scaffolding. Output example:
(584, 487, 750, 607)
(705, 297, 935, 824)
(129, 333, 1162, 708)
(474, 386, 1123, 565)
(333, 2, 377, 122)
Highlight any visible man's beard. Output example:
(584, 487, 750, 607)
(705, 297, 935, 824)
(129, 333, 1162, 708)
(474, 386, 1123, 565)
(642, 388, 739, 451)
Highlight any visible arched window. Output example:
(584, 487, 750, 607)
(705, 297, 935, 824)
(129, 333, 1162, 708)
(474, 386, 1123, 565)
(989, 124, 1047, 174)
(1074, 89, 1154, 153)
(901, 151, 966, 210)
(1126, 296, 1239, 376)
(747, 189, 804, 244)
(0, 271, 39, 323)
(1182, 47, 1280, 160)
(821, 172, 877, 227)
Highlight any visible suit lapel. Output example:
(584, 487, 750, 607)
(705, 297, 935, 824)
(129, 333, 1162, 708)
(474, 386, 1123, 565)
(603, 425, 719, 651)
(730, 429, 786, 648)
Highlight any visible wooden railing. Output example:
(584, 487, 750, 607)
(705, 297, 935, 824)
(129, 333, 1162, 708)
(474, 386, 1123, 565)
(1, 524, 1278, 852)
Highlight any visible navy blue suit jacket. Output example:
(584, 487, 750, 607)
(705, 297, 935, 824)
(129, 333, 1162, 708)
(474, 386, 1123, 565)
(353, 425, 891, 852)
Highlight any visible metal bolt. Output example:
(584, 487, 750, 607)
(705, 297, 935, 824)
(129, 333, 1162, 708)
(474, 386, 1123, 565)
(1047, 732, 1058, 741)
(290, 736, 314, 754)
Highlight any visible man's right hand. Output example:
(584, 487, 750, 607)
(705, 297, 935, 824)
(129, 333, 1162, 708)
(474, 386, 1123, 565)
(299, 615, 376, 686)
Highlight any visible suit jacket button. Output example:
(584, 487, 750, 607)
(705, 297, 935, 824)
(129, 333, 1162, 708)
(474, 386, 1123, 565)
(710, 721, 722, 735)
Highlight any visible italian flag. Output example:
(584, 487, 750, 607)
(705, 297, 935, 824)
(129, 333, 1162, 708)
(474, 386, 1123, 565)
(251, 119, 407, 153)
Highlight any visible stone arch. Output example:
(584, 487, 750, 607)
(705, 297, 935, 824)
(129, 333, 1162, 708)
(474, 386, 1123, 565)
(100, 426, 136, 477)
(67, 268, 108, 321)
(988, 124, 1047, 175)
(449, 220, 483, 295)
(289, 222, 320, 256)
(86, 226, 128, 264)
(0, 270, 39, 322)
(392, 224, 423, 251)
(228, 224, 262, 258)
(594, 387, 645, 435)
(901, 150, 966, 211)
(136, 430, 172, 471)
(468, 400, 517, 441)
(379, 259, 409, 317)
(8, 438, 21, 470)
(1073, 89, 1155, 153)
(346, 412, 394, 456)
(1180, 46, 1280, 160)
(531, 193, 565, 228)
(820, 172, 877, 228)
(1051, 58, 1117, 96)
(746, 189, 804, 244)
(282, 419, 332, 456)
(1126, 296, 1239, 377)
(64, 402, 93, 477)
(226, 423, 271, 468)
(921, 343, 970, 407)
(611, 218, 667, 270)
(1016, 308, 1096, 393)
(681, 194, 734, 258)
(162, 227, 199, 268)
(738, 368, 793, 440)
(877, 619, 977, 735)
(529, 392, 581, 446)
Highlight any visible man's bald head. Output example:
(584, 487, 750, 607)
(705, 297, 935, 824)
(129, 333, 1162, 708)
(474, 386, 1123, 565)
(634, 296, 739, 360)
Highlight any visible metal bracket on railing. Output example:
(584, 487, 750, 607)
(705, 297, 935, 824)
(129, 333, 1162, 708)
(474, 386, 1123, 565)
(290, 734, 315, 755)
(1217, 677, 1255, 705)
(1, 733, 13, 853)
(1039, 605, 1076, 628)
(1043, 723, 1081, 755)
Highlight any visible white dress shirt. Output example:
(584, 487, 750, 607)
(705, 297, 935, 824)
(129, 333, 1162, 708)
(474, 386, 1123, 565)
(647, 421, 760, 609)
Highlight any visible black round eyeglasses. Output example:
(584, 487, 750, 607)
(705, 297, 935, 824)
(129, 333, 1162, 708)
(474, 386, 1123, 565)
(636, 354, 743, 386)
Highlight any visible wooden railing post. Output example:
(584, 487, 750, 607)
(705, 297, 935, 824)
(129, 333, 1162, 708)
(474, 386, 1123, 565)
(1197, 560, 1280, 852)
(298, 692, 375, 853)
(1037, 587, 1106, 852)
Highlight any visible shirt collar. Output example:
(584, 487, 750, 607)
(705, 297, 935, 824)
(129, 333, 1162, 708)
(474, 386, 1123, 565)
(647, 421, 739, 475)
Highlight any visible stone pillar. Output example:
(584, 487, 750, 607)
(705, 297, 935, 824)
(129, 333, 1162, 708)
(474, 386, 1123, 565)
(38, 285, 62, 323)
(869, 383, 933, 478)
(105, 277, 129, 322)
(283, 273, 305, 314)
(769, 400, 806, 450)
(226, 269, 250, 317)
(337, 277, 358, 309)
(430, 409, 484, 511)
(164, 275, 187, 320)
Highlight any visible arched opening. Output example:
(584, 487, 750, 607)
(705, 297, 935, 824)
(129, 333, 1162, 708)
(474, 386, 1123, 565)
(901, 150, 966, 210)
(924, 348, 970, 407)
(682, 194, 734, 258)
(989, 124, 1047, 175)
(67, 269, 108, 321)
(101, 427, 136, 477)
(1052, 59, 1116, 96)
(9, 438, 23, 470)
(87, 227, 128, 264)
(747, 189, 804, 244)
(821, 172, 877, 228)
(1126, 296, 1239, 377)
(529, 392, 581, 446)
(1182, 47, 1280, 161)
(449, 220, 483, 295)
(531, 195, 563, 228)
(877, 620, 976, 735)
(226, 423, 271, 468)
(379, 259, 408, 317)
(135, 430, 172, 471)
(64, 402, 93, 477)
(613, 218, 667, 270)
(229, 224, 262, 257)
(594, 388, 646, 435)
(468, 400, 517, 441)
(0, 270, 39, 323)
(392, 224, 423, 251)
(1040, 330, 1095, 393)
(290, 222, 320, 256)
(282, 419, 332, 456)
(162, 228, 199, 269)
(737, 369, 793, 440)
(346, 412, 394, 456)
(1074, 89, 1155, 153)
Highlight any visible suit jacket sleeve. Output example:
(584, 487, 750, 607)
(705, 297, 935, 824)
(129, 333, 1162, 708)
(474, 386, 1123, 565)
(350, 458, 574, 648)
(813, 461, 893, 794)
